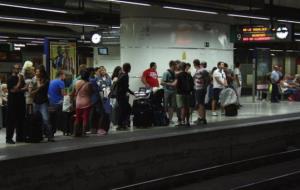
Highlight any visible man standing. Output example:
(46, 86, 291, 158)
(168, 63, 194, 126)
(212, 62, 227, 116)
(48, 70, 66, 133)
(161, 60, 177, 124)
(6, 64, 26, 144)
(270, 65, 280, 103)
(141, 62, 159, 88)
(193, 59, 210, 125)
(116, 63, 134, 130)
(233, 62, 242, 106)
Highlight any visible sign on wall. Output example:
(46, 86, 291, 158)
(230, 24, 292, 43)
(49, 41, 76, 79)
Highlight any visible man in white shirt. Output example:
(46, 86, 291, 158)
(233, 62, 242, 106)
(270, 65, 280, 103)
(212, 62, 227, 116)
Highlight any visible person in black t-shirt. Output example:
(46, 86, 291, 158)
(31, 66, 54, 142)
(116, 63, 134, 130)
(6, 64, 26, 144)
(167, 62, 194, 126)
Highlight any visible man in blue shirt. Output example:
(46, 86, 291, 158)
(48, 70, 65, 106)
(48, 70, 65, 133)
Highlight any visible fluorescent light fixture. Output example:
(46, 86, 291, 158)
(294, 33, 300, 36)
(31, 41, 44, 44)
(0, 36, 9, 38)
(270, 49, 284, 52)
(47, 21, 99, 27)
(14, 43, 26, 47)
(0, 39, 7, 42)
(227, 14, 270, 20)
(112, 26, 120, 29)
(295, 39, 300, 42)
(0, 2, 67, 13)
(278, 19, 300, 24)
(26, 43, 39, 46)
(107, 0, 151, 6)
(103, 36, 120, 39)
(0, 16, 35, 22)
(18, 37, 44, 40)
(249, 48, 254, 51)
(271, 53, 275, 56)
(163, 6, 218, 15)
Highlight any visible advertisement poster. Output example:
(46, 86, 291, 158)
(49, 41, 76, 79)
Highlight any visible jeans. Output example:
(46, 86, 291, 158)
(34, 103, 53, 138)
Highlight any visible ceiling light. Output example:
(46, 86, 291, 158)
(0, 36, 9, 38)
(47, 21, 99, 27)
(295, 39, 300, 42)
(163, 6, 218, 15)
(0, 2, 67, 13)
(14, 43, 26, 47)
(18, 37, 44, 40)
(294, 33, 300, 36)
(227, 14, 270, 20)
(0, 16, 35, 22)
(0, 39, 7, 42)
(278, 19, 300, 24)
(270, 49, 284, 52)
(103, 36, 120, 39)
(107, 0, 151, 6)
(26, 43, 39, 46)
(31, 41, 44, 44)
(112, 26, 120, 29)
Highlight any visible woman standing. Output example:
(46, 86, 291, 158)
(74, 69, 94, 137)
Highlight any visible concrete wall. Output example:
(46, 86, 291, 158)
(93, 45, 120, 75)
(120, 5, 234, 91)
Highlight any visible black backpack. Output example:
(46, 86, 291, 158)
(178, 73, 194, 93)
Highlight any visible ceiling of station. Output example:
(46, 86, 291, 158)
(1, 0, 300, 39)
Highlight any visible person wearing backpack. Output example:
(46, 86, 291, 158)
(193, 59, 210, 125)
(161, 60, 177, 124)
(167, 62, 194, 126)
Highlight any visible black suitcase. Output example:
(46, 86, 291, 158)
(25, 111, 44, 143)
(225, 104, 238, 116)
(132, 99, 153, 128)
(153, 110, 169, 126)
(100, 112, 111, 132)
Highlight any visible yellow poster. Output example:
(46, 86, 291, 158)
(49, 41, 76, 79)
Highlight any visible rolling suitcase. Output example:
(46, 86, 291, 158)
(224, 104, 238, 116)
(25, 111, 44, 143)
(132, 99, 153, 128)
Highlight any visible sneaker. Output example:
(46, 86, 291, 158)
(6, 139, 15, 144)
(212, 112, 218, 116)
(97, 129, 107, 136)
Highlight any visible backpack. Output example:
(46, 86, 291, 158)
(178, 72, 194, 93)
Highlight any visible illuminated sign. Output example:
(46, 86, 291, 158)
(230, 24, 292, 43)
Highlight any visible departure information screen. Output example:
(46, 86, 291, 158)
(230, 24, 292, 43)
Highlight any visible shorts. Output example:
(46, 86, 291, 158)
(213, 88, 222, 102)
(195, 89, 207, 106)
(164, 92, 176, 109)
(176, 94, 190, 108)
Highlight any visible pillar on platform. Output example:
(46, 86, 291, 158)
(120, 5, 234, 90)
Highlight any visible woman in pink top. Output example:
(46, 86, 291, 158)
(74, 70, 93, 137)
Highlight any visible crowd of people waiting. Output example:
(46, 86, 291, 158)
(0, 59, 243, 144)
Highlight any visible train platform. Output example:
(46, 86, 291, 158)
(0, 97, 299, 189)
